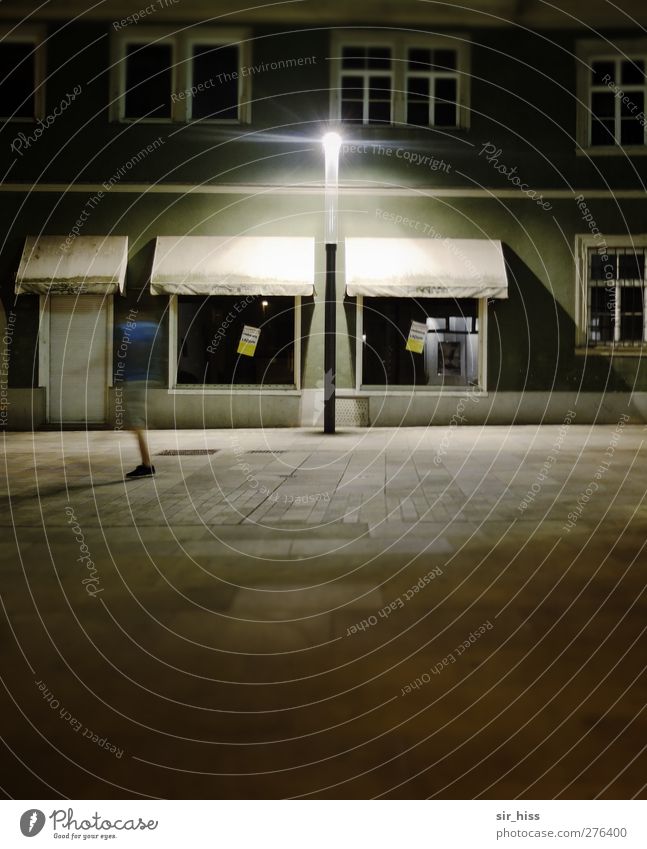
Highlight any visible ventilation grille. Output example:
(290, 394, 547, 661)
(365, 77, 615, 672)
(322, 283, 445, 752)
(157, 449, 218, 456)
(336, 398, 369, 427)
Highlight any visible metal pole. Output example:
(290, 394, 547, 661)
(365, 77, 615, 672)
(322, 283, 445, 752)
(322, 132, 341, 435)
(324, 242, 336, 434)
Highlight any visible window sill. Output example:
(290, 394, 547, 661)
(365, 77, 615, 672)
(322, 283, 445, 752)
(576, 146, 647, 156)
(575, 346, 647, 356)
(357, 386, 486, 396)
(170, 386, 300, 395)
(115, 117, 244, 125)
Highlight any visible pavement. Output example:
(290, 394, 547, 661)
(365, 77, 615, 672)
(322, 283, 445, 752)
(1, 424, 646, 799)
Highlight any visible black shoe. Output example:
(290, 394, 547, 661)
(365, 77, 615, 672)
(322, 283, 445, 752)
(126, 464, 156, 478)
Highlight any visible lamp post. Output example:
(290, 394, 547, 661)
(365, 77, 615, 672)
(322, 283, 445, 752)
(322, 131, 342, 434)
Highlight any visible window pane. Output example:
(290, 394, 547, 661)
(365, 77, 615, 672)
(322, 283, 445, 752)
(621, 59, 645, 85)
(591, 60, 615, 84)
(620, 314, 643, 341)
(435, 77, 457, 103)
(177, 296, 295, 385)
(125, 43, 173, 118)
(620, 285, 643, 310)
(407, 101, 429, 125)
(191, 44, 238, 120)
(433, 49, 457, 71)
(434, 102, 457, 126)
(591, 91, 615, 117)
(621, 90, 643, 116)
(408, 48, 432, 69)
(589, 287, 615, 343)
(621, 117, 645, 145)
(341, 99, 363, 122)
(367, 47, 391, 69)
(0, 42, 35, 118)
(591, 118, 615, 145)
(618, 252, 645, 280)
(407, 77, 429, 99)
(362, 298, 479, 386)
(341, 75, 364, 95)
(591, 253, 616, 280)
(368, 100, 391, 124)
(342, 46, 366, 69)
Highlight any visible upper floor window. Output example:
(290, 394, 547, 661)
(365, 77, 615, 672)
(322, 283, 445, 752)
(110, 27, 250, 123)
(577, 40, 647, 152)
(590, 57, 646, 146)
(331, 32, 468, 128)
(0, 26, 45, 121)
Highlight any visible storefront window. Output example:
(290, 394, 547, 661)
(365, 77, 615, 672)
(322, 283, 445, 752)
(177, 296, 296, 386)
(362, 297, 479, 387)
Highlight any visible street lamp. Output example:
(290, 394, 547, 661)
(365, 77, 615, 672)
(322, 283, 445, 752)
(322, 131, 342, 434)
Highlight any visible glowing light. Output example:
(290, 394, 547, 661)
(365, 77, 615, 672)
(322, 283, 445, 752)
(322, 131, 343, 158)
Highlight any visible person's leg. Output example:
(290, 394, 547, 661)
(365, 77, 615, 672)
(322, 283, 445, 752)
(135, 428, 151, 468)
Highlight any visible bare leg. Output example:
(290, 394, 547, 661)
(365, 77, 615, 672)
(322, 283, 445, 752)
(134, 428, 151, 467)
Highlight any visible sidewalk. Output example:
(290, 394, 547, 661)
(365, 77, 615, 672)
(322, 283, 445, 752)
(1, 425, 645, 799)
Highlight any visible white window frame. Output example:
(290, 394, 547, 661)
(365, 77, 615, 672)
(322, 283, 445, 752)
(355, 295, 487, 392)
(575, 233, 647, 349)
(330, 30, 470, 128)
(168, 294, 302, 393)
(110, 26, 251, 123)
(0, 25, 46, 121)
(576, 39, 647, 155)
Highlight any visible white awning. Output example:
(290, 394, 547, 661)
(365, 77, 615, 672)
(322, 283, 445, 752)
(15, 236, 128, 295)
(345, 237, 508, 299)
(150, 236, 316, 296)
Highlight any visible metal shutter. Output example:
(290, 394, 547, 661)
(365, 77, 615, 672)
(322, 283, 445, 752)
(49, 295, 108, 423)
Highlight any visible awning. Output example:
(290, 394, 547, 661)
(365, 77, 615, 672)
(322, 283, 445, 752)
(150, 236, 315, 296)
(345, 237, 508, 299)
(15, 236, 128, 295)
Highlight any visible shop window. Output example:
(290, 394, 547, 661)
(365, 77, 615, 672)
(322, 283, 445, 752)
(362, 298, 479, 386)
(176, 296, 296, 386)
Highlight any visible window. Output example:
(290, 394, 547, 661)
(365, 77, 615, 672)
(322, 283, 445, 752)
(406, 47, 459, 127)
(332, 32, 468, 128)
(577, 40, 647, 151)
(586, 247, 646, 346)
(176, 296, 296, 386)
(0, 27, 45, 120)
(590, 58, 646, 146)
(339, 45, 393, 124)
(124, 42, 174, 119)
(111, 27, 250, 122)
(362, 298, 480, 386)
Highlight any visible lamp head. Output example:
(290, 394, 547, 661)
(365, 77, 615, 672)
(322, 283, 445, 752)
(322, 131, 342, 158)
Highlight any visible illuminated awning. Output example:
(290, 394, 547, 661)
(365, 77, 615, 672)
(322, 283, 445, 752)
(345, 238, 508, 299)
(15, 236, 128, 295)
(150, 236, 316, 296)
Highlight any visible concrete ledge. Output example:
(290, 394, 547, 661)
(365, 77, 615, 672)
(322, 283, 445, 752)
(109, 388, 301, 429)
(0, 388, 46, 430)
(368, 392, 647, 426)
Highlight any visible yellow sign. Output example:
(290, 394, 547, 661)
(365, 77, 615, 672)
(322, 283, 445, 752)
(406, 320, 427, 354)
(237, 325, 261, 356)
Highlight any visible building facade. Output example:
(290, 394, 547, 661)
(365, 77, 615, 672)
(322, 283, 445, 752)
(1, 0, 646, 429)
